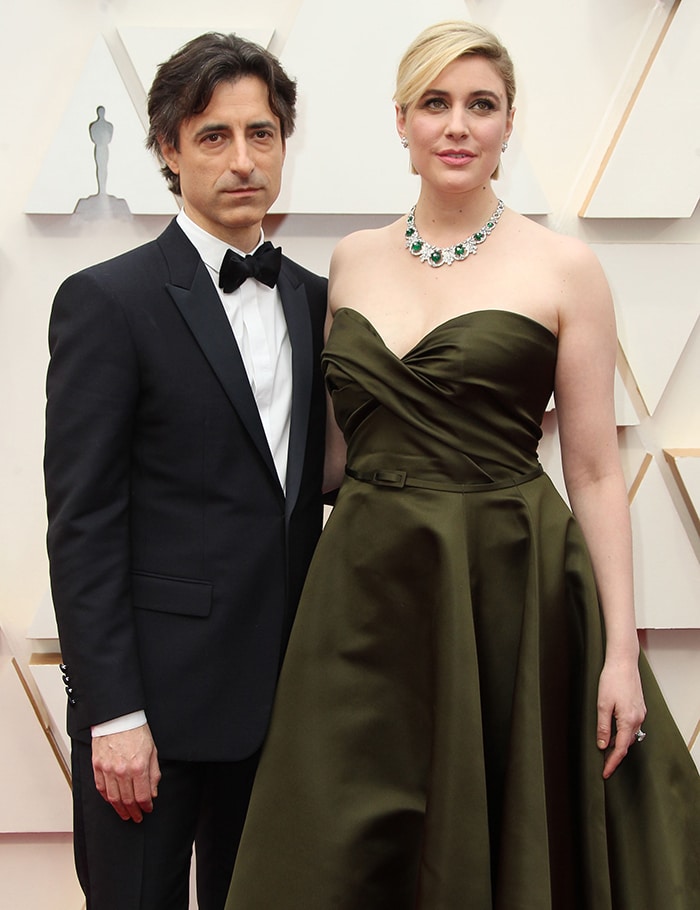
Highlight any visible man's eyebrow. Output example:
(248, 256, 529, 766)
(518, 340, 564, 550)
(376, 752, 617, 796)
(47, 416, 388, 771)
(193, 119, 279, 137)
(193, 122, 228, 137)
(248, 119, 279, 132)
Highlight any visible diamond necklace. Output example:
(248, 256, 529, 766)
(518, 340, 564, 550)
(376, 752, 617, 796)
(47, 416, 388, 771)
(405, 199, 504, 267)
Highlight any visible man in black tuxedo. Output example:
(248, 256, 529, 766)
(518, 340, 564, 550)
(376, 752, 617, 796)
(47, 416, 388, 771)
(44, 33, 327, 909)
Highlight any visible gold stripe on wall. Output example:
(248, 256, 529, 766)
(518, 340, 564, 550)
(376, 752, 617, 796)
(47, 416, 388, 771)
(578, 0, 682, 217)
(15, 657, 71, 786)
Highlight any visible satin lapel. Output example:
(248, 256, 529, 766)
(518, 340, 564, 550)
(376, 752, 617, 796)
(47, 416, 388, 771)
(278, 265, 314, 519)
(167, 262, 280, 485)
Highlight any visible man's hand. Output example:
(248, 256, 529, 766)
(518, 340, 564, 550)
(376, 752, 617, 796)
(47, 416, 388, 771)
(92, 724, 161, 822)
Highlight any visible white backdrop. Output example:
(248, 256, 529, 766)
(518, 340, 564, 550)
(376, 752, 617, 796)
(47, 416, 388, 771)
(0, 1, 698, 907)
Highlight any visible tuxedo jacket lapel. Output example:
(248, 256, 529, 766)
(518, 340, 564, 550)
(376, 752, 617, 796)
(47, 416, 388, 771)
(160, 223, 316, 508)
(166, 258, 280, 487)
(278, 265, 314, 520)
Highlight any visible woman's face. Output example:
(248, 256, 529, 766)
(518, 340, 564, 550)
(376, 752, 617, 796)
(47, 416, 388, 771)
(397, 54, 513, 196)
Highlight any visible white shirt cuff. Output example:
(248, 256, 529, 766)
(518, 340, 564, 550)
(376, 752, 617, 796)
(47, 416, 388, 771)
(91, 710, 147, 737)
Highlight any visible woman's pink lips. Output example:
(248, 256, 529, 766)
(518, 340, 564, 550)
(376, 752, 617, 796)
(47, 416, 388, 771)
(437, 151, 475, 166)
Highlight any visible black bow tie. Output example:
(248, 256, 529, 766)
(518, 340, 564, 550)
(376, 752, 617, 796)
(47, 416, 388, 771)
(218, 241, 282, 293)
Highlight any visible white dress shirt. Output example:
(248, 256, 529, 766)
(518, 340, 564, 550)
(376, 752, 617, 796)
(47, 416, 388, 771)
(177, 209, 292, 491)
(92, 211, 293, 738)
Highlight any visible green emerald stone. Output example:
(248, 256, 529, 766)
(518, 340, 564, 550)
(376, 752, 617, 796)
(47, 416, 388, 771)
(405, 227, 415, 238)
(474, 232, 484, 242)
(411, 241, 423, 253)
(430, 250, 442, 264)
(455, 245, 465, 257)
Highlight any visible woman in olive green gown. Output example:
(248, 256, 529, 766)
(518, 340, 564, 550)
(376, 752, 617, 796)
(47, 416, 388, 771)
(227, 20, 700, 909)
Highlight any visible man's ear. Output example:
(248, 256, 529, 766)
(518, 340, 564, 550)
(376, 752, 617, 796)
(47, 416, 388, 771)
(159, 139, 180, 174)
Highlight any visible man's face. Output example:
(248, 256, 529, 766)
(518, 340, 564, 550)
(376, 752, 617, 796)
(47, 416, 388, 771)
(160, 77, 285, 251)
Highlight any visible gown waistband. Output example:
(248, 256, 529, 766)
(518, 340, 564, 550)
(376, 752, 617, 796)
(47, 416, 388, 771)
(344, 464, 544, 493)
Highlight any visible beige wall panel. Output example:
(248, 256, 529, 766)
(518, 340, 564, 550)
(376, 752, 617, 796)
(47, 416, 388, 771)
(0, 639, 72, 833)
(25, 37, 176, 216)
(665, 449, 700, 534)
(29, 659, 72, 766)
(583, 0, 700, 218)
(481, 0, 669, 215)
(613, 370, 641, 427)
(630, 458, 700, 628)
(119, 26, 274, 96)
(538, 414, 566, 504)
(593, 244, 700, 416)
(642, 629, 700, 751)
(2, 0, 699, 903)
(27, 589, 58, 640)
(0, 835, 84, 910)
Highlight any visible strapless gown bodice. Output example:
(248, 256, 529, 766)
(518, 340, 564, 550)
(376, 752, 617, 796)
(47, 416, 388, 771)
(324, 307, 556, 484)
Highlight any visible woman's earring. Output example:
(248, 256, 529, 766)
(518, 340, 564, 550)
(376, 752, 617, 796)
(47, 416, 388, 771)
(501, 141, 509, 153)
(400, 135, 409, 149)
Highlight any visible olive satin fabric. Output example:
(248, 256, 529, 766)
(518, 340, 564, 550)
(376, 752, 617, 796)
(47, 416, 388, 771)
(227, 309, 700, 909)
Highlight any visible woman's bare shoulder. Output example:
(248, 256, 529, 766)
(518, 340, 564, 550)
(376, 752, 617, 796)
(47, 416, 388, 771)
(510, 212, 601, 272)
(335, 220, 401, 254)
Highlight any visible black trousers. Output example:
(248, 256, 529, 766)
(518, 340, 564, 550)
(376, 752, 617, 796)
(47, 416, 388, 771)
(71, 739, 259, 910)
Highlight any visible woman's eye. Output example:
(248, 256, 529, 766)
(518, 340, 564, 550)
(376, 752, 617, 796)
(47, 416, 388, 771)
(472, 99, 495, 111)
(424, 97, 446, 110)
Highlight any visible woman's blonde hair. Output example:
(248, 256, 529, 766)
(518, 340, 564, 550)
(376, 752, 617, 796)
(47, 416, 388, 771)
(394, 20, 516, 179)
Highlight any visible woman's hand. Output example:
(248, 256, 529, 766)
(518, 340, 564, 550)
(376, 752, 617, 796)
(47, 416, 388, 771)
(596, 657, 647, 779)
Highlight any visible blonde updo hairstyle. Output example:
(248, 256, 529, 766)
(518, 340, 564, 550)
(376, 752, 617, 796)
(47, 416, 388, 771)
(394, 20, 516, 180)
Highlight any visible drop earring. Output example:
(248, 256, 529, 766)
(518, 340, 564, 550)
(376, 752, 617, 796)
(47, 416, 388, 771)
(501, 141, 508, 153)
(400, 135, 409, 149)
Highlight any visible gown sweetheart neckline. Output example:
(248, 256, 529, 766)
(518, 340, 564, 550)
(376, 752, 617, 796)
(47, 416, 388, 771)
(331, 307, 558, 363)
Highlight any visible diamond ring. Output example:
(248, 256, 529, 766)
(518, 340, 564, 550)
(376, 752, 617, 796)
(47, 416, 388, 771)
(634, 729, 647, 743)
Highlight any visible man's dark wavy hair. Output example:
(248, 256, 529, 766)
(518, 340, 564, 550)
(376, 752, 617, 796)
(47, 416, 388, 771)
(146, 32, 297, 195)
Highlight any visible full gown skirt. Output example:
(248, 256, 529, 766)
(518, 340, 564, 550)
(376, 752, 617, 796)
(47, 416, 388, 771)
(227, 308, 700, 909)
